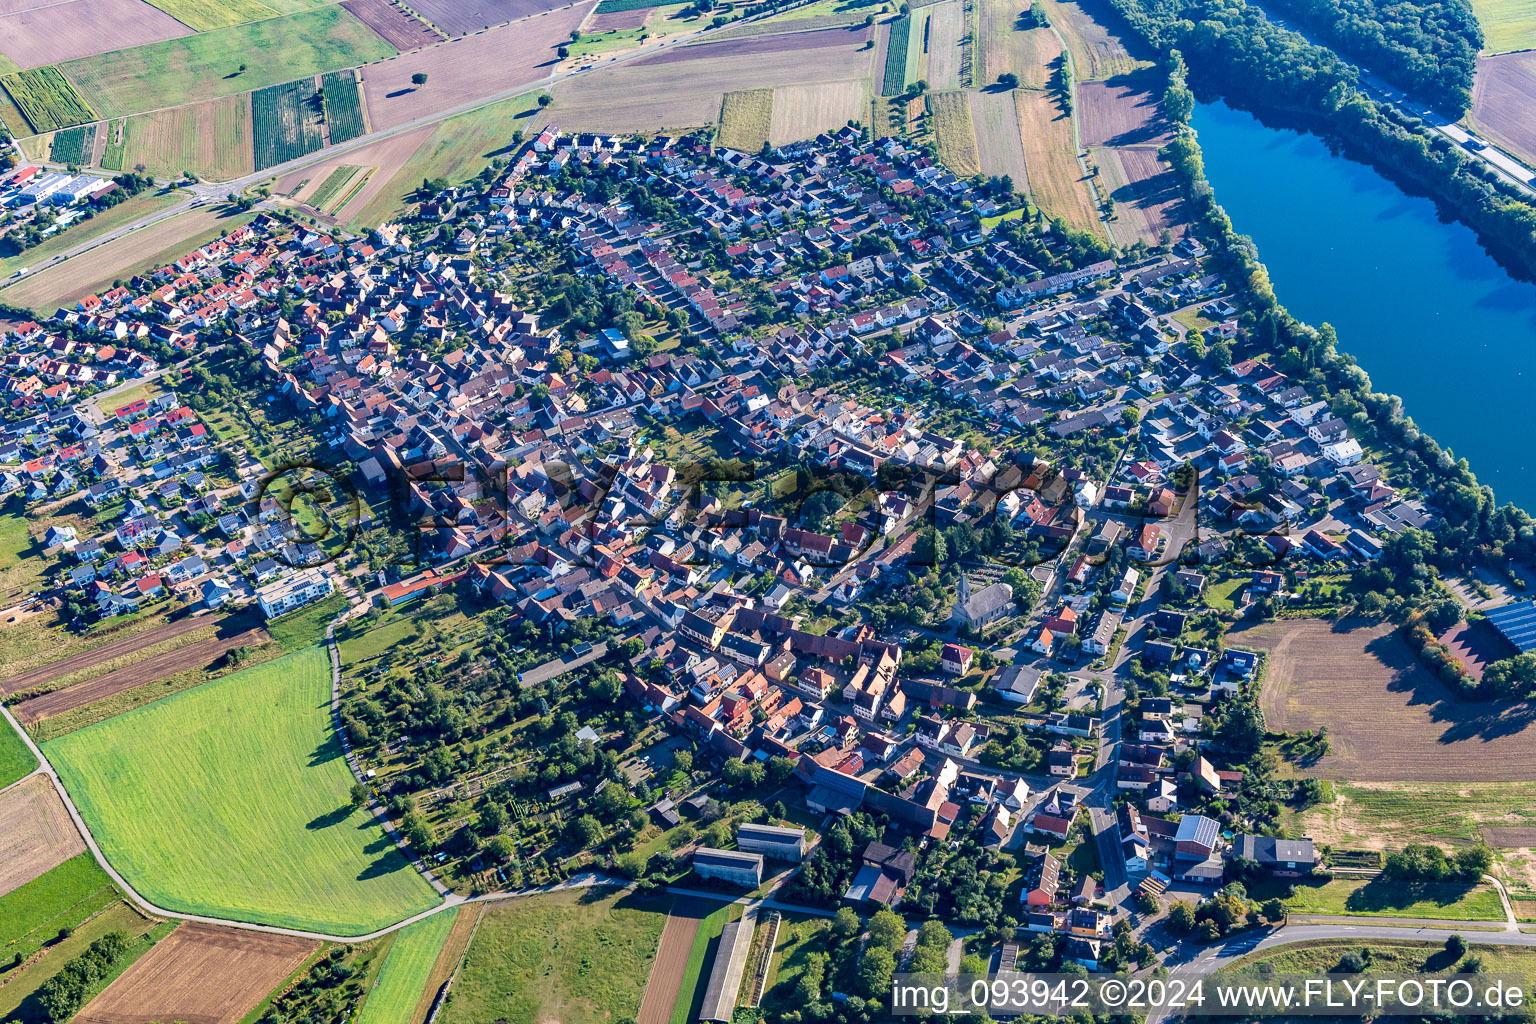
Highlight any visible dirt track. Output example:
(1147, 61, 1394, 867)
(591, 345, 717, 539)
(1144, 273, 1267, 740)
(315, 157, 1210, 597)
(13, 626, 269, 724)
(1240, 618, 1536, 782)
(636, 897, 713, 1024)
(0, 774, 86, 898)
(75, 921, 318, 1024)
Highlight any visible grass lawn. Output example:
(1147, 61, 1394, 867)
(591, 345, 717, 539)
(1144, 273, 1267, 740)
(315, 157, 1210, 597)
(442, 889, 667, 1024)
(0, 900, 171, 1024)
(356, 908, 458, 1024)
(760, 915, 833, 1016)
(717, 89, 774, 152)
(1172, 305, 1217, 334)
(672, 901, 739, 1024)
(1227, 937, 1536, 985)
(94, 377, 162, 417)
(59, 7, 397, 119)
(1470, 0, 1536, 52)
(265, 592, 348, 651)
(0, 191, 182, 279)
(44, 648, 439, 935)
(1205, 576, 1245, 612)
(0, 712, 38, 788)
(0, 853, 119, 956)
(1277, 876, 1506, 921)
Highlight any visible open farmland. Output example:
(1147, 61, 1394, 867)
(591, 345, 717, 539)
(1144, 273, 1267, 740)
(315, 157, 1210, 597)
(1470, 0, 1536, 52)
(0, 775, 84, 899)
(341, 0, 443, 50)
(287, 124, 434, 226)
(48, 123, 92, 164)
(442, 889, 667, 1024)
(636, 898, 713, 1024)
(409, 0, 570, 33)
(589, 4, 650, 28)
(970, 87, 1029, 186)
(979, 0, 1054, 89)
(44, 647, 440, 934)
(15, 625, 272, 732)
(144, 0, 279, 30)
(75, 922, 318, 1024)
(882, 12, 911, 94)
(0, 898, 169, 1023)
(355, 909, 459, 1024)
(1, 66, 96, 133)
(704, 10, 870, 39)
(0, 715, 36, 788)
(2, 612, 218, 696)
(1077, 68, 1169, 146)
(306, 164, 367, 212)
(1038, 0, 1148, 80)
(320, 69, 367, 143)
(769, 80, 867, 144)
(0, 853, 118, 959)
(656, 24, 873, 64)
(1016, 88, 1101, 233)
(0, 0, 191, 70)
(99, 95, 254, 180)
(58, 6, 397, 119)
(0, 192, 180, 279)
(360, 2, 590, 130)
(1091, 144, 1182, 242)
(1241, 617, 1536, 782)
(923, 0, 964, 89)
(927, 89, 981, 175)
(1470, 52, 1536, 169)
(717, 88, 774, 151)
(252, 77, 326, 170)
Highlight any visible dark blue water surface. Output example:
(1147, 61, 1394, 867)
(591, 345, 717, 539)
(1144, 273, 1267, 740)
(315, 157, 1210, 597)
(1193, 100, 1536, 512)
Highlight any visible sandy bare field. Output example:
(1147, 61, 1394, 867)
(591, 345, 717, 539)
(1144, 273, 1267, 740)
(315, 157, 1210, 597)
(342, 0, 443, 51)
(1092, 144, 1183, 243)
(76, 921, 318, 1024)
(359, 1, 592, 129)
(0, 775, 86, 898)
(0, 0, 191, 69)
(1077, 68, 1170, 147)
(1241, 617, 1536, 782)
(1471, 52, 1536, 170)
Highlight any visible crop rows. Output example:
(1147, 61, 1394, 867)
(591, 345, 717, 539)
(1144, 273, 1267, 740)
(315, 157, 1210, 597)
(593, 0, 663, 12)
(50, 124, 94, 166)
(321, 70, 366, 145)
(0, 67, 96, 134)
(252, 77, 326, 171)
(882, 14, 912, 95)
(310, 165, 362, 210)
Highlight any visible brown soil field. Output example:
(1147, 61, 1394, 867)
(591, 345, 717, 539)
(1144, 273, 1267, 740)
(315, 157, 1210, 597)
(283, 124, 432, 225)
(636, 897, 713, 1024)
(0, 775, 86, 898)
(408, 0, 571, 35)
(1484, 827, 1536, 848)
(1038, 0, 1148, 80)
(1241, 617, 1536, 782)
(923, 0, 964, 90)
(343, 0, 443, 51)
(1091, 144, 1182, 243)
(412, 904, 480, 1022)
(589, 5, 648, 29)
(769, 80, 867, 146)
(13, 626, 269, 725)
(75, 921, 318, 1024)
(551, 42, 873, 133)
(970, 88, 1029, 188)
(0, 0, 191, 70)
(979, 0, 1054, 90)
(1, 613, 217, 696)
(1016, 88, 1102, 235)
(1470, 52, 1536, 169)
(1077, 67, 1169, 147)
(359, 1, 591, 130)
(644, 23, 873, 64)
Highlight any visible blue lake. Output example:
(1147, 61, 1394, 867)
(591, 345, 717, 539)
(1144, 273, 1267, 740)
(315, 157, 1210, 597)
(1192, 100, 1536, 512)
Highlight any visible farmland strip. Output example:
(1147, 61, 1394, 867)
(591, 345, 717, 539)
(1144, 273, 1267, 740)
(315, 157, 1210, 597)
(882, 13, 911, 95)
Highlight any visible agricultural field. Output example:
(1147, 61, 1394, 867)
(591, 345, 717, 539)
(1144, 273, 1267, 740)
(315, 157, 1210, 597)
(1038, 0, 1148, 79)
(355, 909, 458, 1024)
(1077, 68, 1169, 146)
(718, 88, 775, 152)
(1469, 0, 1536, 52)
(1, 66, 96, 133)
(661, 24, 874, 64)
(670, 901, 738, 1024)
(706, 10, 873, 39)
(1, 611, 216, 697)
(144, 0, 278, 30)
(0, 853, 118, 959)
(358, 2, 589, 130)
(769, 80, 867, 145)
(1016, 88, 1101, 233)
(320, 69, 367, 144)
(306, 164, 367, 212)
(927, 89, 981, 175)
(635, 898, 714, 1024)
(286, 123, 435, 226)
(923, 0, 965, 89)
(1240, 618, 1536, 782)
(0, 189, 184, 279)
(1278, 875, 1507, 921)
(341, 0, 444, 50)
(0, 715, 37, 789)
(978, 0, 1054, 89)
(0, 775, 82, 897)
(48, 123, 93, 165)
(1090, 144, 1182, 243)
(883, 13, 912, 94)
(99, 95, 254, 180)
(252, 77, 326, 170)
(441, 889, 667, 1024)
(44, 647, 440, 934)
(75, 922, 319, 1024)
(1469, 52, 1536, 169)
(0, 899, 170, 1024)
(0, 0, 191, 70)
(970, 87, 1029, 187)
(410, 0, 570, 34)
(57, 5, 397, 119)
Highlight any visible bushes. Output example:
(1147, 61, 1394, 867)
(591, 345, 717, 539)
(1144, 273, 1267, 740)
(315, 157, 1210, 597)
(320, 71, 366, 146)
(1382, 842, 1492, 882)
(37, 930, 133, 1022)
(883, 15, 912, 95)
